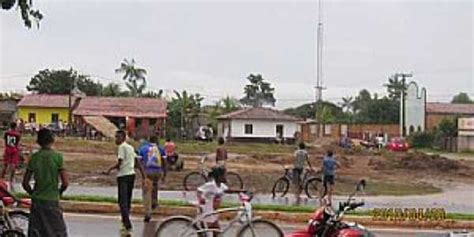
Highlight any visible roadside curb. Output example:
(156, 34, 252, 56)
(60, 201, 474, 230)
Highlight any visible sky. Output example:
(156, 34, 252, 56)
(0, 0, 473, 109)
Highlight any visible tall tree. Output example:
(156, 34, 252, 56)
(384, 75, 407, 101)
(115, 58, 147, 97)
(167, 90, 205, 137)
(240, 74, 276, 107)
(451, 92, 472, 104)
(339, 96, 353, 113)
(1, 0, 43, 28)
(27, 69, 102, 96)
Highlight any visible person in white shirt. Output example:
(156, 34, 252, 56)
(197, 166, 243, 237)
(103, 130, 146, 236)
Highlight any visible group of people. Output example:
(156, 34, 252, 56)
(3, 120, 342, 237)
(293, 142, 341, 206)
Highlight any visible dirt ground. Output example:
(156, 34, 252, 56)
(2, 138, 474, 196)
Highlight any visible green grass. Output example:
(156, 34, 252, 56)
(14, 193, 474, 221)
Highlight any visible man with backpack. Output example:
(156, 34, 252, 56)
(138, 135, 167, 222)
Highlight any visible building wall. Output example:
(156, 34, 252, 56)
(229, 119, 298, 138)
(347, 124, 400, 139)
(18, 107, 69, 124)
(426, 114, 456, 131)
(404, 82, 426, 135)
(458, 117, 474, 152)
(299, 123, 400, 143)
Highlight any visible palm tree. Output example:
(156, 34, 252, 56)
(115, 58, 147, 97)
(384, 75, 407, 101)
(102, 83, 122, 97)
(340, 96, 353, 113)
(220, 96, 240, 113)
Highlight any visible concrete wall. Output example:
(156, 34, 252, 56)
(299, 123, 400, 143)
(426, 114, 456, 131)
(404, 82, 426, 135)
(229, 119, 298, 138)
(18, 107, 69, 124)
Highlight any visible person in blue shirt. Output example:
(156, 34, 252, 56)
(138, 135, 167, 222)
(321, 150, 341, 205)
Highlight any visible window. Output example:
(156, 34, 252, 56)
(244, 124, 253, 134)
(276, 125, 284, 137)
(324, 124, 332, 135)
(51, 113, 59, 123)
(28, 113, 36, 123)
(310, 125, 317, 134)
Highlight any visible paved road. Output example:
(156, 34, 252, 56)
(16, 183, 471, 214)
(64, 213, 461, 237)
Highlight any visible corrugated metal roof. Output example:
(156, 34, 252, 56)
(73, 96, 167, 118)
(426, 102, 474, 115)
(217, 107, 300, 121)
(18, 94, 71, 108)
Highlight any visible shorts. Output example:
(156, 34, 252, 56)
(292, 168, 303, 185)
(323, 175, 335, 186)
(3, 152, 20, 166)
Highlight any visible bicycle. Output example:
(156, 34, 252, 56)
(271, 164, 324, 199)
(183, 156, 243, 191)
(155, 192, 284, 237)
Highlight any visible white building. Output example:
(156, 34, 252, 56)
(402, 81, 427, 136)
(217, 107, 301, 143)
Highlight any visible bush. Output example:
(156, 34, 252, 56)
(408, 131, 435, 148)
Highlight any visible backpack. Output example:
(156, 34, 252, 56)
(145, 145, 163, 169)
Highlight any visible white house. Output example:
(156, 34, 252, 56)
(217, 107, 301, 142)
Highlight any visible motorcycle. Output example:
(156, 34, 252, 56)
(286, 179, 375, 237)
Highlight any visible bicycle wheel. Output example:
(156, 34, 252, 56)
(271, 177, 289, 198)
(225, 171, 244, 190)
(155, 216, 200, 237)
(305, 177, 324, 199)
(237, 219, 284, 237)
(7, 210, 29, 235)
(183, 172, 207, 191)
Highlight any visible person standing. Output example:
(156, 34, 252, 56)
(215, 137, 228, 167)
(321, 150, 341, 205)
(104, 130, 146, 235)
(138, 135, 166, 222)
(22, 128, 69, 237)
(293, 142, 313, 205)
(3, 122, 21, 182)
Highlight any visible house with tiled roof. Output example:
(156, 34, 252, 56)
(426, 102, 474, 131)
(17, 94, 77, 124)
(217, 107, 301, 142)
(73, 96, 167, 139)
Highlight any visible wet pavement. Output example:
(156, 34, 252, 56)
(64, 213, 456, 237)
(13, 183, 472, 214)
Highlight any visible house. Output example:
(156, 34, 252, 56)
(0, 98, 19, 126)
(17, 94, 76, 125)
(217, 107, 301, 143)
(426, 103, 474, 131)
(73, 96, 167, 139)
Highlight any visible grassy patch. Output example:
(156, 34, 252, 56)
(333, 178, 442, 196)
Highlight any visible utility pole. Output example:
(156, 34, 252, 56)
(396, 72, 413, 137)
(315, 0, 325, 103)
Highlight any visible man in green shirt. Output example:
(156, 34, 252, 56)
(22, 128, 69, 237)
(104, 130, 146, 235)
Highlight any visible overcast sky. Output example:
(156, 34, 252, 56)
(1, 0, 473, 108)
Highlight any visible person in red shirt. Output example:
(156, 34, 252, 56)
(3, 122, 21, 181)
(164, 138, 177, 164)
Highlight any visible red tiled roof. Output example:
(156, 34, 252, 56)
(17, 94, 71, 108)
(426, 102, 474, 115)
(73, 97, 167, 118)
(217, 107, 300, 121)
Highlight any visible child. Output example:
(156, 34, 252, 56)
(215, 137, 227, 167)
(293, 142, 313, 205)
(321, 150, 341, 205)
(22, 128, 69, 237)
(197, 166, 242, 237)
(3, 122, 21, 182)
